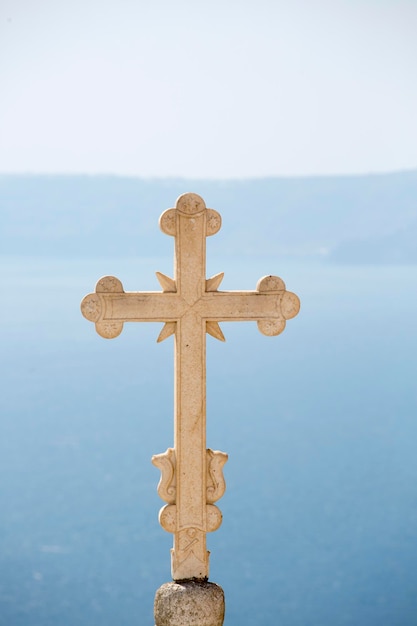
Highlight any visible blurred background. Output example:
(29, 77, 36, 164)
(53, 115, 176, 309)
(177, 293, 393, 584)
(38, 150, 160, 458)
(1, 2, 417, 625)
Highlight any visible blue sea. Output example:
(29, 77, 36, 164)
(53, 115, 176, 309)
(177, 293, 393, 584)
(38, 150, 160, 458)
(1, 256, 416, 626)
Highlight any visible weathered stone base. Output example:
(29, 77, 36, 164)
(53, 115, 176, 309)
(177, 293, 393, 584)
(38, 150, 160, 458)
(154, 580, 225, 626)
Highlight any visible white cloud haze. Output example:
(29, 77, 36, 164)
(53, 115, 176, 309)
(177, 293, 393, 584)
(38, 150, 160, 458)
(1, 0, 416, 178)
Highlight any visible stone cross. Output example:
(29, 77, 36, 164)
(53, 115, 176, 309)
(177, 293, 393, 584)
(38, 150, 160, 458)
(81, 193, 300, 586)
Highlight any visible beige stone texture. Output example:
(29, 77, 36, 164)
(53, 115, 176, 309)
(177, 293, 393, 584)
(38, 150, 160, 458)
(154, 581, 225, 626)
(81, 192, 300, 583)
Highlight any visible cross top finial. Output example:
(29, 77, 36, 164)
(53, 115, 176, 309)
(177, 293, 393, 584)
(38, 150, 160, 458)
(158, 192, 222, 241)
(175, 191, 206, 215)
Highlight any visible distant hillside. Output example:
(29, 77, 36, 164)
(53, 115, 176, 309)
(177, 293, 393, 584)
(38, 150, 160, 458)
(329, 220, 417, 264)
(1, 172, 416, 263)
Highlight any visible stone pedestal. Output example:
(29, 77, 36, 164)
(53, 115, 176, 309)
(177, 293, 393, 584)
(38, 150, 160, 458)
(154, 581, 225, 626)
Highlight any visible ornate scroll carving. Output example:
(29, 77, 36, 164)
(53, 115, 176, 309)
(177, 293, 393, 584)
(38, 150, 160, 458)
(152, 448, 176, 504)
(206, 449, 228, 504)
(156, 447, 226, 537)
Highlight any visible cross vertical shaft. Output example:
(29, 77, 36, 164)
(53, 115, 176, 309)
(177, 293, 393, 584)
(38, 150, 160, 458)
(172, 197, 211, 579)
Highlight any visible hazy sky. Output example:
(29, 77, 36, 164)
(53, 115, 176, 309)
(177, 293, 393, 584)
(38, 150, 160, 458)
(1, 0, 416, 178)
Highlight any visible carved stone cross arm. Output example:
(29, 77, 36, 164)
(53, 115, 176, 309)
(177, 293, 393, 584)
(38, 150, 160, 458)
(81, 193, 300, 582)
(80, 274, 299, 341)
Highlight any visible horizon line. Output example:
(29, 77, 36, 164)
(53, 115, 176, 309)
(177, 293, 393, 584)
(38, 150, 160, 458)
(0, 167, 416, 182)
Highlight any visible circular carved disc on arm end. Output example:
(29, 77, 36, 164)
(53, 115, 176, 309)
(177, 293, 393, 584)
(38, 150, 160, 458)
(281, 291, 301, 319)
(81, 294, 102, 322)
(95, 321, 124, 339)
(96, 276, 124, 293)
(159, 208, 177, 236)
(206, 209, 222, 236)
(206, 504, 223, 532)
(257, 318, 286, 336)
(256, 275, 286, 293)
(159, 504, 177, 533)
